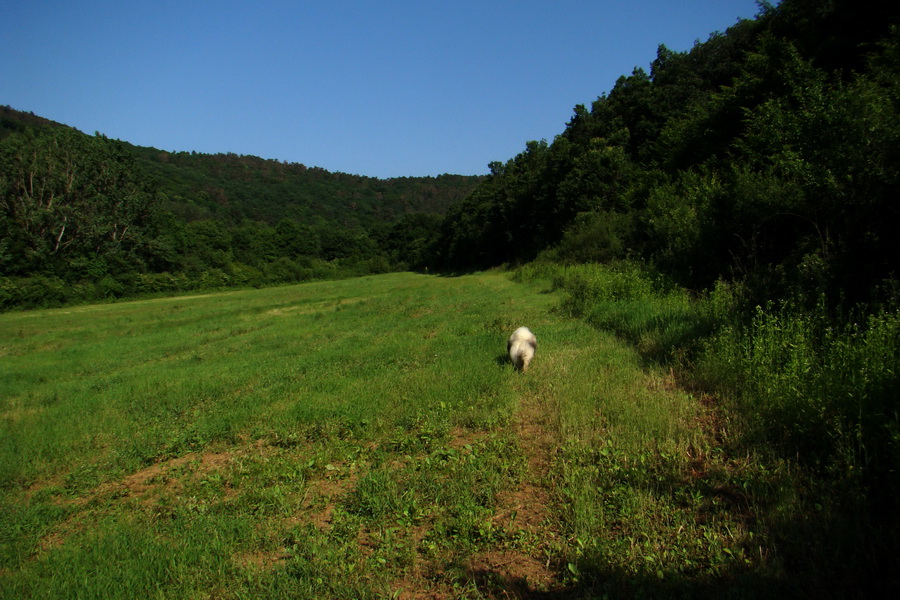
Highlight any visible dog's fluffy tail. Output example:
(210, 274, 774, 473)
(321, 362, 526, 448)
(508, 327, 537, 371)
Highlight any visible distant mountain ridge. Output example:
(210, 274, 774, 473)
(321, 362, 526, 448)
(127, 143, 482, 229)
(1, 105, 483, 231)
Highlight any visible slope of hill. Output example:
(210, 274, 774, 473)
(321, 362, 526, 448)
(126, 143, 481, 229)
(431, 0, 900, 309)
(0, 106, 482, 306)
(0, 105, 76, 133)
(1, 105, 483, 230)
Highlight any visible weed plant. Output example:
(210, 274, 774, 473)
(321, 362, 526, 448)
(695, 302, 900, 592)
(698, 303, 900, 472)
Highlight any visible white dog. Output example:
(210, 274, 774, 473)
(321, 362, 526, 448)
(507, 327, 537, 372)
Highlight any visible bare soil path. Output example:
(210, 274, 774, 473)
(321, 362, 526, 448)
(468, 380, 572, 598)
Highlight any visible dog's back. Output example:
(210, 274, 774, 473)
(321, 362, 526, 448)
(508, 327, 537, 371)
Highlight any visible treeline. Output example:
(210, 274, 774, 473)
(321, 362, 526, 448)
(4, 0, 897, 315)
(127, 144, 478, 228)
(430, 0, 899, 312)
(0, 109, 479, 309)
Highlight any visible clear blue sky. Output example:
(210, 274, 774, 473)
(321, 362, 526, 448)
(3, 1, 763, 179)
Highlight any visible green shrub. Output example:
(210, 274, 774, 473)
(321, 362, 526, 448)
(521, 261, 731, 363)
(698, 302, 900, 480)
(0, 275, 72, 310)
(546, 210, 631, 264)
(198, 268, 230, 289)
(543, 262, 656, 319)
(97, 275, 125, 298)
(226, 262, 265, 288)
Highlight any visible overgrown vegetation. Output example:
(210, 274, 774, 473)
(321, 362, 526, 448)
(434, 0, 900, 311)
(515, 261, 900, 596)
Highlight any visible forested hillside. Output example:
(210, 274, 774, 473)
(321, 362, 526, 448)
(0, 106, 481, 307)
(432, 0, 899, 311)
(127, 143, 476, 229)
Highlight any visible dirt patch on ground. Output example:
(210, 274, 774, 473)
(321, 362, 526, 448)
(29, 448, 241, 512)
(116, 450, 234, 500)
(236, 458, 364, 570)
(235, 462, 361, 573)
(447, 426, 489, 450)
(470, 385, 567, 598)
(466, 550, 568, 598)
(304, 462, 361, 531)
(29, 447, 246, 560)
(386, 414, 567, 598)
(493, 386, 558, 535)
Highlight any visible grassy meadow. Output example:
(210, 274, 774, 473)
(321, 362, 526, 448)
(2, 271, 793, 598)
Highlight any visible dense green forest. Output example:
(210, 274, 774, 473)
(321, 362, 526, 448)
(0, 106, 480, 306)
(433, 0, 899, 312)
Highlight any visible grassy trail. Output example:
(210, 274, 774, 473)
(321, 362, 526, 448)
(1, 272, 761, 598)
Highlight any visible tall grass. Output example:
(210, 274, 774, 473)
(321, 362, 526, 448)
(698, 303, 900, 473)
(516, 261, 730, 363)
(695, 302, 900, 594)
(518, 260, 900, 595)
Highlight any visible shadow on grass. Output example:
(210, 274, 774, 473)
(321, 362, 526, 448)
(460, 562, 792, 600)
(463, 550, 898, 599)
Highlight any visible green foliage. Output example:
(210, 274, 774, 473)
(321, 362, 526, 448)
(0, 128, 159, 277)
(131, 145, 480, 229)
(542, 210, 632, 264)
(691, 301, 900, 592)
(376, 212, 442, 269)
(0, 108, 482, 310)
(432, 1, 900, 315)
(519, 261, 732, 364)
(519, 260, 900, 595)
(698, 304, 900, 477)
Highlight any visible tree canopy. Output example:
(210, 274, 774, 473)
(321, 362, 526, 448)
(430, 0, 900, 310)
(3, 0, 899, 311)
(0, 107, 482, 307)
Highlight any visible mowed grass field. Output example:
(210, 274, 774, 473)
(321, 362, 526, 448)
(1, 272, 766, 598)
